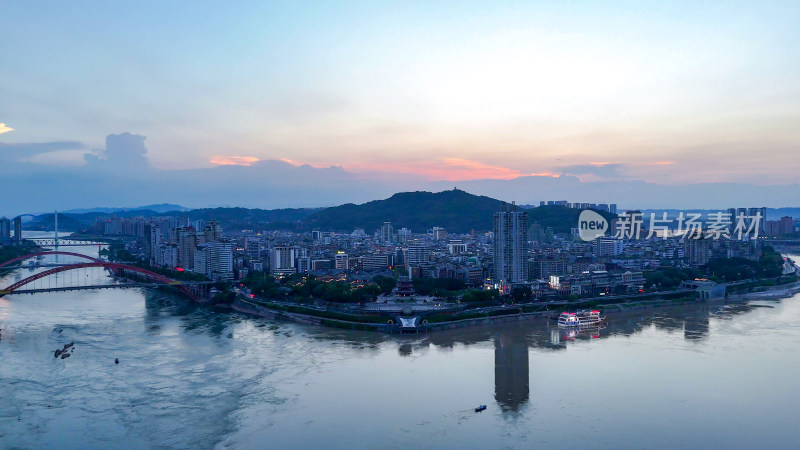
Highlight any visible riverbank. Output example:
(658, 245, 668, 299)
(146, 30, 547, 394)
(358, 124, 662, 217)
(727, 280, 800, 300)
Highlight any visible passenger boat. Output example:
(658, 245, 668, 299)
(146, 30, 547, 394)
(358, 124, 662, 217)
(557, 310, 605, 327)
(475, 405, 487, 412)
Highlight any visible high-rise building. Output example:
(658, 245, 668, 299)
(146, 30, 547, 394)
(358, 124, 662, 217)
(245, 237, 260, 259)
(431, 227, 447, 240)
(204, 220, 222, 243)
(297, 257, 311, 273)
(160, 245, 178, 268)
(749, 208, 767, 232)
(684, 237, 712, 267)
(0, 217, 11, 243)
(193, 244, 209, 275)
(176, 227, 199, 270)
(191, 220, 205, 231)
(272, 246, 298, 275)
(145, 224, 162, 265)
(779, 216, 794, 235)
(728, 207, 767, 237)
(397, 227, 411, 244)
(208, 241, 233, 280)
(493, 208, 528, 283)
(13, 217, 23, 244)
(380, 222, 393, 243)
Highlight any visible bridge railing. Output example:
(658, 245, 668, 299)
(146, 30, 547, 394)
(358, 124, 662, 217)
(0, 261, 203, 301)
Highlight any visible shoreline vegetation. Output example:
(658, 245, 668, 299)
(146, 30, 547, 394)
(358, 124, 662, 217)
(0, 242, 43, 275)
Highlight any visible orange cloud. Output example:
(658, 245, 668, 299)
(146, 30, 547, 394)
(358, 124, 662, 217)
(529, 172, 559, 177)
(209, 155, 259, 166)
(280, 157, 330, 169)
(343, 158, 558, 181)
(0, 123, 14, 134)
(281, 157, 302, 166)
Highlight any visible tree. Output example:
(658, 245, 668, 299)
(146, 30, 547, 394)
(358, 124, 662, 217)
(372, 275, 397, 295)
(510, 286, 533, 302)
(461, 289, 499, 303)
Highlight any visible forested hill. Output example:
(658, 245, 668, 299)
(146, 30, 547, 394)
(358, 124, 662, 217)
(301, 190, 616, 233)
(302, 190, 506, 232)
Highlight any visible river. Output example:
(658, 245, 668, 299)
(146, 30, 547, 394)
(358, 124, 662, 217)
(2, 242, 799, 449)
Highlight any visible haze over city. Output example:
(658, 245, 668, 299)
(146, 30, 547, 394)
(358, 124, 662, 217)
(2, 1, 800, 212)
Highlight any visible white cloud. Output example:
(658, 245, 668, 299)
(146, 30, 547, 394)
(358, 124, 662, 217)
(23, 150, 90, 166)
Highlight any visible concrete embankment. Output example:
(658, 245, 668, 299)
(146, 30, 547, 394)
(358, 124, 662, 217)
(726, 280, 800, 301)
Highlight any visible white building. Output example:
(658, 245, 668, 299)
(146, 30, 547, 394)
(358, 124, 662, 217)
(595, 237, 624, 257)
(447, 240, 467, 255)
(272, 246, 299, 275)
(208, 241, 234, 281)
(335, 252, 349, 270)
(193, 244, 209, 275)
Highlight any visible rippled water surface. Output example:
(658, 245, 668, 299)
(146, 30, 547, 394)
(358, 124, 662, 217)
(2, 246, 799, 449)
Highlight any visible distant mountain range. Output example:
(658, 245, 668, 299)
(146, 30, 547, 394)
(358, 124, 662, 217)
(29, 190, 617, 234)
(60, 203, 188, 214)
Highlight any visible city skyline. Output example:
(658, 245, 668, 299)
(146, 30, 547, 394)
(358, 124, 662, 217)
(2, 1, 800, 213)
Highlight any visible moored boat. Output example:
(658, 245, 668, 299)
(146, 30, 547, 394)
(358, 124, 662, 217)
(557, 310, 605, 327)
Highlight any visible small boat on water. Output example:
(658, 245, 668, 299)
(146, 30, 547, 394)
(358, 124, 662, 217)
(557, 310, 605, 327)
(475, 405, 487, 412)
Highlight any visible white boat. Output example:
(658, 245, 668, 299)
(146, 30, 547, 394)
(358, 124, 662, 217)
(557, 310, 605, 327)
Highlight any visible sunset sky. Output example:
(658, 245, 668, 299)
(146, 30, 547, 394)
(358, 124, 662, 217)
(2, 1, 800, 187)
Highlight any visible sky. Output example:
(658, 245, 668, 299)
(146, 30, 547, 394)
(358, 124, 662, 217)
(2, 1, 800, 214)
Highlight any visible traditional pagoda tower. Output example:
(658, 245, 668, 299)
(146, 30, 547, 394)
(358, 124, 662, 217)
(394, 276, 415, 297)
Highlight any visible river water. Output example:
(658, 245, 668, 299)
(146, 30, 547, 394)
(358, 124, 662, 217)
(2, 243, 799, 449)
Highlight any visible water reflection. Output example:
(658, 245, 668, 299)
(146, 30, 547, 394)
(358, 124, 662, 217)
(493, 327, 529, 414)
(374, 301, 777, 416)
(398, 342, 412, 357)
(550, 325, 604, 345)
(143, 289, 239, 340)
(683, 306, 711, 341)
